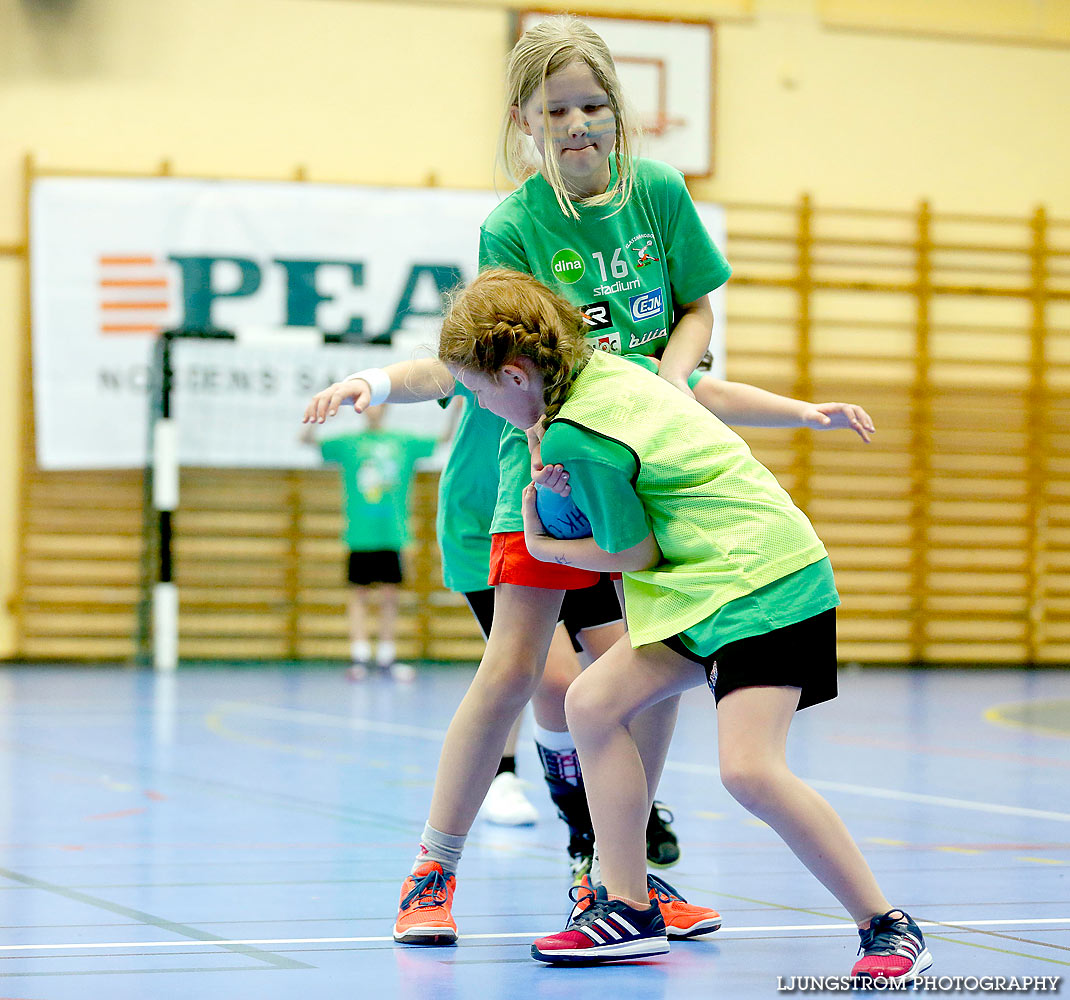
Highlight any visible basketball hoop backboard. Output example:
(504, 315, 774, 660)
(516, 12, 715, 177)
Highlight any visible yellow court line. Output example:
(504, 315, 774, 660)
(984, 699, 1070, 740)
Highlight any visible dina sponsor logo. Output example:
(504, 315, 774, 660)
(551, 248, 585, 284)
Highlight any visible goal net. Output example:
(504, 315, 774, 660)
(137, 327, 450, 669)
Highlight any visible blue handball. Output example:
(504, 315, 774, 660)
(534, 482, 593, 540)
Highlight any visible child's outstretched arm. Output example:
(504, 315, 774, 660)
(520, 482, 659, 573)
(693, 378, 875, 443)
(656, 293, 874, 442)
(302, 358, 454, 424)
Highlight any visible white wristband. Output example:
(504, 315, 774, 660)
(345, 367, 391, 406)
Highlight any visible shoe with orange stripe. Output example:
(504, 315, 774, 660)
(571, 874, 721, 939)
(647, 873, 721, 938)
(392, 861, 457, 945)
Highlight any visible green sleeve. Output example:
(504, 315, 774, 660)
(319, 436, 355, 465)
(656, 165, 732, 306)
(479, 226, 531, 273)
(541, 422, 650, 554)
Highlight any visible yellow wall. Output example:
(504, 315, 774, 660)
(2, 0, 1069, 657)
(703, 7, 1070, 210)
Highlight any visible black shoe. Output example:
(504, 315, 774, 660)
(567, 831, 594, 885)
(646, 801, 680, 868)
(545, 773, 595, 882)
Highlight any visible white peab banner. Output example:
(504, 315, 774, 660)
(30, 176, 726, 469)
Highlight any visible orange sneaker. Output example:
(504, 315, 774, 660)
(392, 861, 457, 945)
(565, 875, 598, 922)
(648, 873, 721, 938)
(568, 873, 721, 939)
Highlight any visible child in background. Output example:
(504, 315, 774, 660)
(438, 267, 930, 983)
(301, 404, 435, 680)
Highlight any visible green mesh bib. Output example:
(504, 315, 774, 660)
(551, 352, 828, 645)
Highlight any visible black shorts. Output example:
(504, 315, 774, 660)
(560, 574, 623, 652)
(347, 549, 403, 586)
(464, 588, 496, 640)
(660, 608, 838, 711)
(463, 573, 623, 650)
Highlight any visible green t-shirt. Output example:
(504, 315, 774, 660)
(541, 421, 838, 652)
(435, 383, 506, 593)
(320, 431, 435, 552)
(479, 158, 732, 534)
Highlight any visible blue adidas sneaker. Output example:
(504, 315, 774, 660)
(531, 884, 669, 965)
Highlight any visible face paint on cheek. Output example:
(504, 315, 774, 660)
(586, 113, 616, 140)
(547, 115, 616, 145)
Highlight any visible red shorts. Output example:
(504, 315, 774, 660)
(489, 531, 600, 590)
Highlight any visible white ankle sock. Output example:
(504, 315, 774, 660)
(414, 822, 466, 875)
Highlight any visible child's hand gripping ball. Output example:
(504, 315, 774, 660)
(534, 482, 592, 540)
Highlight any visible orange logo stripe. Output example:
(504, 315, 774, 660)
(100, 278, 168, 288)
(101, 323, 162, 334)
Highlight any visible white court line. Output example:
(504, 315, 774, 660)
(215, 702, 1070, 824)
(666, 762, 1070, 823)
(213, 702, 447, 741)
(2, 918, 1069, 952)
(804, 779, 1070, 824)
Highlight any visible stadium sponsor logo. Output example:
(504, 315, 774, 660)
(551, 248, 585, 283)
(629, 288, 664, 322)
(593, 277, 641, 296)
(580, 300, 613, 331)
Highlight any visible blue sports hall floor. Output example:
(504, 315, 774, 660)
(0, 661, 1066, 999)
